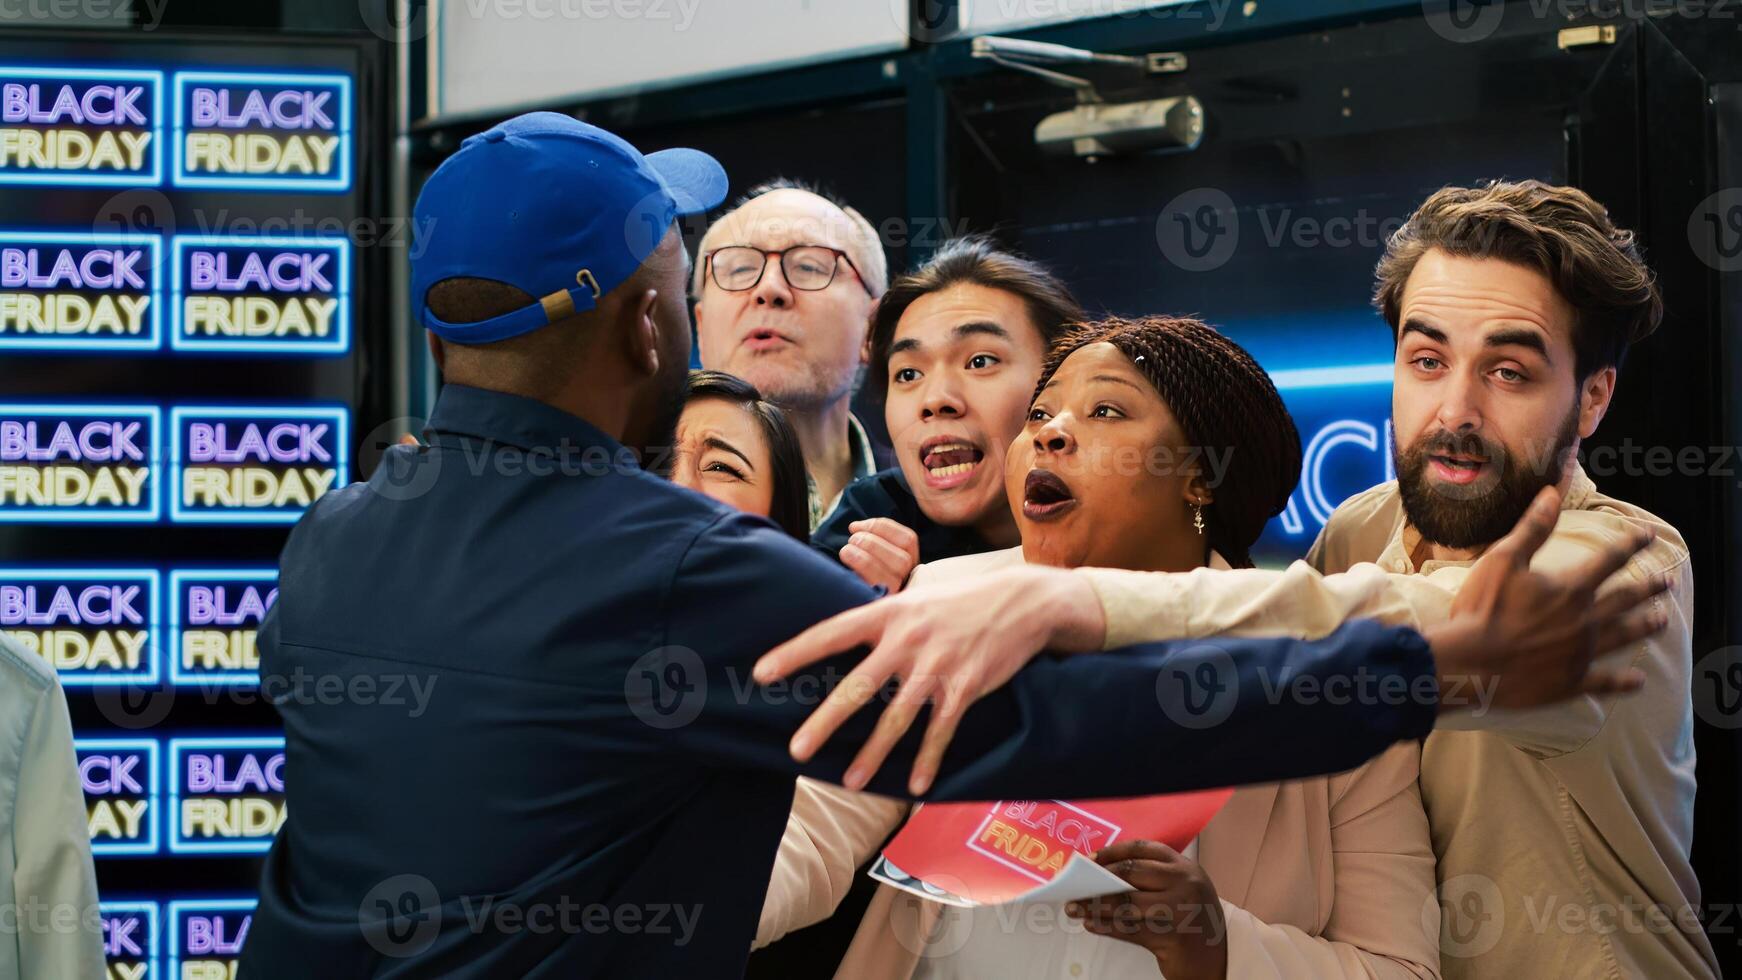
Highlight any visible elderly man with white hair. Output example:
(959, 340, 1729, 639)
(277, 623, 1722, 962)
(692, 178, 888, 528)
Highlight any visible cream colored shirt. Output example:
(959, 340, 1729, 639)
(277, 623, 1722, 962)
(0, 632, 106, 979)
(806, 412, 878, 532)
(1305, 467, 1715, 980)
(1072, 462, 1714, 978)
(756, 778, 908, 949)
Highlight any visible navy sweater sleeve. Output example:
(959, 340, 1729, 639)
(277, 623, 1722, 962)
(809, 471, 890, 563)
(658, 511, 1438, 802)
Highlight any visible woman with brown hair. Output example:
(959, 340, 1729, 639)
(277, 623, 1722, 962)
(672, 370, 810, 539)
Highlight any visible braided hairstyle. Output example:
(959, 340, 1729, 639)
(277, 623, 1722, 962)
(1031, 315, 1302, 568)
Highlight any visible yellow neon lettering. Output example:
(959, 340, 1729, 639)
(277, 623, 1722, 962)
(183, 297, 334, 338)
(6, 628, 146, 670)
(181, 797, 285, 838)
(119, 130, 150, 169)
(0, 128, 150, 171)
(182, 467, 337, 508)
(185, 132, 340, 176)
(307, 135, 338, 173)
(0, 294, 148, 335)
(0, 466, 148, 506)
(88, 798, 146, 840)
(183, 629, 258, 670)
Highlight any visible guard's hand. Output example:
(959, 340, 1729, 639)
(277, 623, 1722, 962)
(753, 563, 1106, 795)
(1424, 486, 1669, 712)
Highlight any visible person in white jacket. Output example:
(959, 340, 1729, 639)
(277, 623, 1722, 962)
(0, 631, 105, 979)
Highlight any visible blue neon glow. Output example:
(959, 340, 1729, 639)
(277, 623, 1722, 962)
(171, 71, 352, 192)
(1252, 383, 1396, 565)
(168, 234, 351, 355)
(1218, 309, 1396, 373)
(77, 737, 160, 855)
(0, 230, 163, 352)
(1268, 363, 1393, 390)
(0, 404, 161, 523)
(0, 66, 164, 187)
(1265, 369, 1397, 539)
(1277, 495, 1305, 536)
(100, 899, 160, 980)
(168, 404, 349, 525)
(168, 568, 275, 686)
(1216, 310, 1401, 564)
(1302, 420, 1381, 526)
(166, 897, 254, 972)
(167, 736, 284, 855)
(0, 567, 160, 685)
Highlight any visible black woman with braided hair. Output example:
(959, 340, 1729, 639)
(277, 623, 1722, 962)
(759, 313, 1459, 980)
(1011, 314, 1302, 573)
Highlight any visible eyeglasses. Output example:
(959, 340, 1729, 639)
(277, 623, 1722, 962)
(706, 245, 870, 295)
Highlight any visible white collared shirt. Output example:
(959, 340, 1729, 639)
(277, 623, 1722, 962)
(0, 633, 106, 979)
(806, 412, 878, 533)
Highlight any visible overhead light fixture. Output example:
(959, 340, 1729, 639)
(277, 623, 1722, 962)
(971, 35, 1204, 160)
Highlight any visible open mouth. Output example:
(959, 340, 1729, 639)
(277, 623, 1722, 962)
(1022, 468, 1078, 521)
(1428, 453, 1489, 485)
(743, 327, 791, 351)
(918, 437, 985, 490)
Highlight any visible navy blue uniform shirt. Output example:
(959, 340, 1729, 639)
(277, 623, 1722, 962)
(241, 383, 1438, 978)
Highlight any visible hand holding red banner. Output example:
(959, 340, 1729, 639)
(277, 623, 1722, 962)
(873, 788, 1234, 907)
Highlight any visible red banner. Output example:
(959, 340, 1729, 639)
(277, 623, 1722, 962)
(877, 790, 1234, 906)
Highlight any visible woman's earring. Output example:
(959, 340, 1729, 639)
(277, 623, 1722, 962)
(1192, 503, 1205, 535)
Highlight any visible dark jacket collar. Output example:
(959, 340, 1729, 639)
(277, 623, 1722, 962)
(426, 383, 629, 461)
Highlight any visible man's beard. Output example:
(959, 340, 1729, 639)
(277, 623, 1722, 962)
(1395, 405, 1579, 550)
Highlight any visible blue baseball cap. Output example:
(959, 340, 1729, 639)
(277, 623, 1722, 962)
(412, 111, 728, 343)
